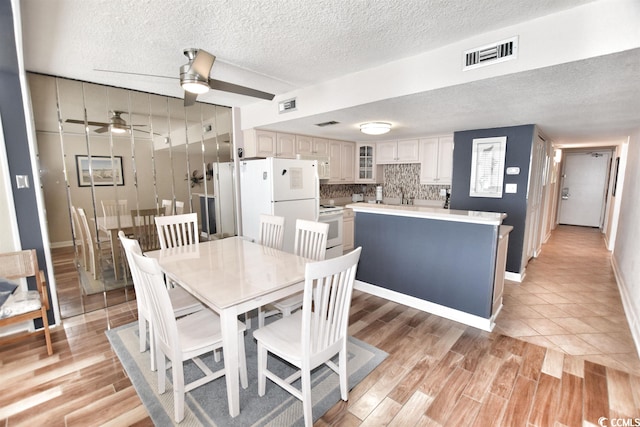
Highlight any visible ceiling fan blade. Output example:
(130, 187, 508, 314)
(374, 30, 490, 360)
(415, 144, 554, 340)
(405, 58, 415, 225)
(94, 126, 109, 133)
(94, 68, 175, 80)
(184, 90, 198, 107)
(65, 119, 110, 127)
(189, 49, 215, 78)
(208, 78, 275, 101)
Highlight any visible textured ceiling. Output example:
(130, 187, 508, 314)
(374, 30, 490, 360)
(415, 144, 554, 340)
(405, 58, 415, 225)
(19, 0, 639, 145)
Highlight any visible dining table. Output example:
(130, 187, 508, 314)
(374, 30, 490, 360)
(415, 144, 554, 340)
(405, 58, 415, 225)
(145, 236, 308, 417)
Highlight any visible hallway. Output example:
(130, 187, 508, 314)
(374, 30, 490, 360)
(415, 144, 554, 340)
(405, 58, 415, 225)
(496, 225, 640, 375)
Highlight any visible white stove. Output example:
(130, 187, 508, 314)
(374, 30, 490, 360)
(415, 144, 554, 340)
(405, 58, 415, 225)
(317, 205, 344, 258)
(319, 204, 344, 215)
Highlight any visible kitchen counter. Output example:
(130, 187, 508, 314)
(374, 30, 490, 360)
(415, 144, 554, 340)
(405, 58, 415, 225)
(346, 202, 506, 225)
(348, 203, 510, 331)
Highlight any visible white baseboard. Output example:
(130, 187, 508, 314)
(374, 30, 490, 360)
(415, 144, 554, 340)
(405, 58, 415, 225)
(505, 270, 525, 282)
(354, 280, 494, 332)
(611, 256, 640, 358)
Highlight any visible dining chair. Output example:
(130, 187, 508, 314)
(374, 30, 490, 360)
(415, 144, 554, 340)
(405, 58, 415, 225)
(101, 199, 128, 218)
(258, 214, 285, 250)
(253, 247, 362, 427)
(161, 199, 173, 216)
(258, 219, 328, 327)
(77, 207, 111, 279)
(131, 250, 248, 423)
(155, 213, 199, 249)
(0, 249, 54, 356)
(131, 208, 162, 251)
(174, 200, 185, 214)
(70, 206, 87, 269)
(119, 231, 203, 371)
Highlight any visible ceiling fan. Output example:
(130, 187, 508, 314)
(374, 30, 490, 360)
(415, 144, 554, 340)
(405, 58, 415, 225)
(179, 48, 275, 106)
(65, 111, 153, 135)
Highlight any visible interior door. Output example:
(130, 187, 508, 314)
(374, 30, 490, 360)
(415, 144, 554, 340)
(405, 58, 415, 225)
(558, 151, 611, 227)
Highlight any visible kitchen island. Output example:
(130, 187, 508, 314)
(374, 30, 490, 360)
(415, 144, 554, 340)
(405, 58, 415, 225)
(346, 202, 511, 331)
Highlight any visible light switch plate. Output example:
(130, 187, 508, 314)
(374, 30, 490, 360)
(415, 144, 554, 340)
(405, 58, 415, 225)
(16, 175, 30, 189)
(505, 183, 517, 193)
(506, 167, 520, 175)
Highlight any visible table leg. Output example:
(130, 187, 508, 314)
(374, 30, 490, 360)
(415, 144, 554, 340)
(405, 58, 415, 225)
(221, 309, 240, 417)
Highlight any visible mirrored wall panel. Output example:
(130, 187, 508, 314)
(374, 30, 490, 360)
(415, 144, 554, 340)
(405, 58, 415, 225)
(29, 73, 236, 318)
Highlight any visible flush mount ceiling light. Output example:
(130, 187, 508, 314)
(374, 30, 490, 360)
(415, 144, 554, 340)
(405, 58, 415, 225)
(360, 122, 391, 135)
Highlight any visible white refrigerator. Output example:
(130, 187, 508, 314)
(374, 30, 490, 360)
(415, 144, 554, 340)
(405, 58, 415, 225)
(240, 158, 319, 253)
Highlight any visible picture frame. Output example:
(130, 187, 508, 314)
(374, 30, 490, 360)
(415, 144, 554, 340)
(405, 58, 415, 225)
(469, 136, 507, 198)
(76, 155, 124, 187)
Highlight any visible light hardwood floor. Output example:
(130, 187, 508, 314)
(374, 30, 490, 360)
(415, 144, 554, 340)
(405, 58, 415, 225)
(1, 225, 638, 426)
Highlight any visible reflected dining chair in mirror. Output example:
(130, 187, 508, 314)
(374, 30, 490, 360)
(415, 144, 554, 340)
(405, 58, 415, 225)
(101, 199, 128, 219)
(131, 208, 162, 252)
(155, 213, 199, 249)
(0, 249, 54, 356)
(258, 219, 328, 328)
(70, 206, 87, 269)
(161, 199, 172, 216)
(174, 200, 184, 215)
(131, 251, 248, 423)
(77, 207, 112, 280)
(253, 247, 362, 427)
(119, 231, 203, 371)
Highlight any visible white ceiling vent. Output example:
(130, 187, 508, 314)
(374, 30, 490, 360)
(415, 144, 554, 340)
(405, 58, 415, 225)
(278, 98, 297, 113)
(463, 36, 518, 71)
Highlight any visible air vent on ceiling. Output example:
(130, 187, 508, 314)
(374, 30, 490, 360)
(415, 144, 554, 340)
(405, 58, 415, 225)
(463, 36, 518, 71)
(315, 121, 340, 127)
(278, 98, 297, 113)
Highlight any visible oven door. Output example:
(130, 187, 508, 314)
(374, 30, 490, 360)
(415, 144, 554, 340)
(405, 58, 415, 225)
(318, 211, 343, 250)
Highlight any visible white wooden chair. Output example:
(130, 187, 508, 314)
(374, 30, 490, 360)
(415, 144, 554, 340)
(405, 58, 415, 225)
(0, 249, 53, 356)
(253, 247, 362, 427)
(174, 200, 185, 214)
(77, 207, 111, 279)
(258, 214, 285, 250)
(119, 231, 203, 371)
(155, 213, 199, 249)
(161, 199, 173, 216)
(258, 219, 328, 327)
(70, 206, 87, 269)
(101, 199, 128, 218)
(130, 208, 162, 251)
(131, 251, 248, 423)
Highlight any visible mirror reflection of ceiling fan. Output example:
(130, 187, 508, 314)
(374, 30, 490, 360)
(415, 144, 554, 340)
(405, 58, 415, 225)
(95, 48, 276, 106)
(65, 111, 156, 135)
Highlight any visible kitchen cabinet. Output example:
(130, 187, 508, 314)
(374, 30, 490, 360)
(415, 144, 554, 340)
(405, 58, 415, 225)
(355, 143, 383, 183)
(296, 136, 330, 157)
(343, 208, 354, 251)
(329, 140, 355, 183)
(376, 139, 420, 164)
(419, 135, 453, 184)
(242, 130, 296, 158)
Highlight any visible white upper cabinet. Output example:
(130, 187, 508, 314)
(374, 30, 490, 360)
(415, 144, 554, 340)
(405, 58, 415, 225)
(355, 143, 383, 183)
(275, 133, 296, 158)
(376, 139, 420, 164)
(295, 136, 329, 157)
(243, 129, 277, 158)
(329, 140, 355, 183)
(419, 135, 454, 184)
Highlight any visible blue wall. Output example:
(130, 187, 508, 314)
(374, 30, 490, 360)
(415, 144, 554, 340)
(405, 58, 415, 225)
(1, 0, 53, 326)
(450, 125, 535, 274)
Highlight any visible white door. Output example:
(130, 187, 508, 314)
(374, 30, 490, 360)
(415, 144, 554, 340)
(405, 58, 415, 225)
(558, 152, 611, 227)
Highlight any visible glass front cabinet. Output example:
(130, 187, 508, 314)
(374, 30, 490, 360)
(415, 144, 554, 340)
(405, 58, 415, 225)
(356, 143, 382, 183)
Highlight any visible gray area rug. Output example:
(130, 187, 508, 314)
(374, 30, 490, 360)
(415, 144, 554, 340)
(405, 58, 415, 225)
(79, 265, 129, 295)
(106, 320, 387, 426)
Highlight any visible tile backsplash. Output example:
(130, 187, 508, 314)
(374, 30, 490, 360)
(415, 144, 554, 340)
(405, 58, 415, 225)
(320, 164, 450, 201)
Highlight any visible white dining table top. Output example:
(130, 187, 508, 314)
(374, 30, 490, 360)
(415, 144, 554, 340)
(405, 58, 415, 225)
(145, 237, 307, 310)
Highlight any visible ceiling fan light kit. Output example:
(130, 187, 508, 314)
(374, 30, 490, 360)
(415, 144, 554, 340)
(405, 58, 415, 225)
(360, 122, 391, 135)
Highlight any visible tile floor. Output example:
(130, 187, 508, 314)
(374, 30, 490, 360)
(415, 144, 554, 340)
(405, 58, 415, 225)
(495, 225, 640, 375)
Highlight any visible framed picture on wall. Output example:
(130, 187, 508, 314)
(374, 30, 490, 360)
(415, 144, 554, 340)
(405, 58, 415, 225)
(76, 155, 124, 187)
(469, 136, 507, 198)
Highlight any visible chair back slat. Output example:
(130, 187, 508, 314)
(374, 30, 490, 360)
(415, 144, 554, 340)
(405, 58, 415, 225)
(302, 247, 361, 356)
(161, 199, 173, 216)
(101, 199, 128, 218)
(258, 214, 285, 250)
(155, 213, 199, 249)
(294, 219, 328, 261)
(175, 201, 185, 215)
(131, 208, 162, 251)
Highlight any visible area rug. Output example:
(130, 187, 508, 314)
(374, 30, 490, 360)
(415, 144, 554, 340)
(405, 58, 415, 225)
(106, 321, 387, 426)
(79, 265, 129, 295)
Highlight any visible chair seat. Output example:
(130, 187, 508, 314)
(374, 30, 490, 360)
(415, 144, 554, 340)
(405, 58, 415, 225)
(177, 309, 246, 355)
(253, 311, 304, 363)
(168, 286, 204, 317)
(0, 291, 42, 319)
(272, 291, 303, 312)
